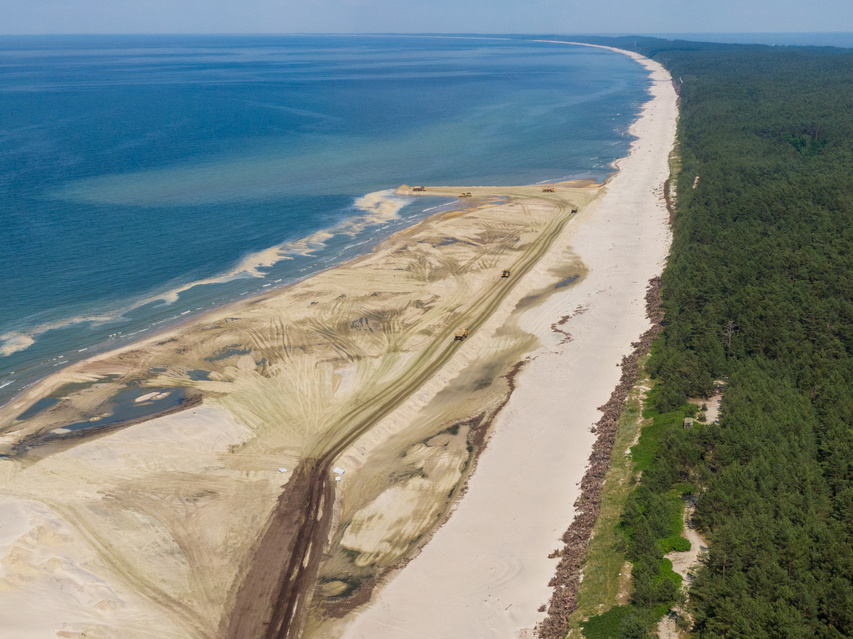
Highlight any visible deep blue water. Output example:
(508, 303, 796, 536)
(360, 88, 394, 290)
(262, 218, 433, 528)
(0, 35, 651, 403)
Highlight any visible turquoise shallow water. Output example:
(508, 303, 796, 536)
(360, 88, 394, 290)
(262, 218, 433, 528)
(0, 35, 651, 403)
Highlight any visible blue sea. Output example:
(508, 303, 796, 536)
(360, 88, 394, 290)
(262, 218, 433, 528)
(0, 35, 651, 404)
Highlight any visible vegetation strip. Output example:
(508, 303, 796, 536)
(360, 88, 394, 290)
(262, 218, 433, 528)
(577, 383, 701, 638)
(548, 35, 853, 638)
(536, 276, 663, 639)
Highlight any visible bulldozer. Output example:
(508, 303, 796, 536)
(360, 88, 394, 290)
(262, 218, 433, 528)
(501, 270, 510, 278)
(454, 328, 469, 341)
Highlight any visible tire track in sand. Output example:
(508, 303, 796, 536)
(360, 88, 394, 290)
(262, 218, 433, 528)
(222, 193, 577, 639)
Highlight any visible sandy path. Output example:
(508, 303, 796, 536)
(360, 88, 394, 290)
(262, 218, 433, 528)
(338, 48, 677, 639)
(667, 505, 708, 585)
(658, 505, 708, 638)
(659, 617, 680, 639)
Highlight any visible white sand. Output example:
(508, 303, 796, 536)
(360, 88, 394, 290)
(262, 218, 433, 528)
(339, 48, 677, 639)
(0, 405, 274, 639)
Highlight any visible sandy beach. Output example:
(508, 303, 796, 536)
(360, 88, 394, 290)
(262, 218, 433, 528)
(334, 48, 677, 639)
(0, 45, 676, 639)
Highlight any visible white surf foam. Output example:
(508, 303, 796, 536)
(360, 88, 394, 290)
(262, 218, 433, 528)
(0, 333, 35, 357)
(1, 189, 413, 358)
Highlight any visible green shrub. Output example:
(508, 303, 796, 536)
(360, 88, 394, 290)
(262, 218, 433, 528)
(659, 534, 691, 553)
(581, 605, 631, 639)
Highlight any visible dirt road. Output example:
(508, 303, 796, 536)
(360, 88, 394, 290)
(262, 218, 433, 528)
(223, 462, 332, 639)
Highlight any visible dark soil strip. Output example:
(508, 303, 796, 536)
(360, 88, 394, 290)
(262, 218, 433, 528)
(222, 460, 334, 639)
(536, 275, 663, 639)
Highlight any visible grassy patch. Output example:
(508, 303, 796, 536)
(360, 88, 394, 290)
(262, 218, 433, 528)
(630, 388, 694, 473)
(658, 494, 691, 553)
(570, 376, 699, 637)
(659, 533, 691, 554)
(580, 605, 632, 639)
(563, 370, 650, 638)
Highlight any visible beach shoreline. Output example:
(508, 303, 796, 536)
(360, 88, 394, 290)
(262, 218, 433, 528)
(0, 175, 599, 637)
(0, 43, 676, 639)
(0, 189, 452, 407)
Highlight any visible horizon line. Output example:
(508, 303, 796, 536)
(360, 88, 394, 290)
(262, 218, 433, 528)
(1, 30, 852, 37)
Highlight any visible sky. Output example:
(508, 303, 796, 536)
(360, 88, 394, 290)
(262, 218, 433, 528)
(2, 0, 853, 35)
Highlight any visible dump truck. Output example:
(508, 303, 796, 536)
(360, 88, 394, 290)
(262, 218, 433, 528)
(459, 192, 472, 198)
(501, 270, 510, 278)
(454, 328, 469, 341)
(542, 187, 556, 192)
(413, 186, 426, 192)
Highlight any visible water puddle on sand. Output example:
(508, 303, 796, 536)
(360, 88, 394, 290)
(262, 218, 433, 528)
(55, 387, 185, 433)
(205, 347, 251, 362)
(15, 397, 59, 421)
(554, 274, 579, 289)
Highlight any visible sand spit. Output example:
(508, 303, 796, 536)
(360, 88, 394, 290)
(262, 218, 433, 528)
(0, 174, 596, 636)
(334, 49, 677, 639)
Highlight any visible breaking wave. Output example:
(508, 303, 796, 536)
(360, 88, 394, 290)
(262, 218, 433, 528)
(0, 189, 412, 357)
